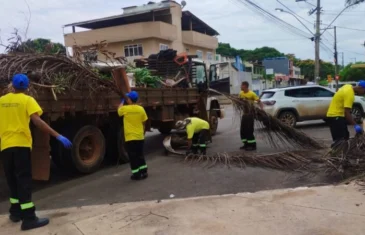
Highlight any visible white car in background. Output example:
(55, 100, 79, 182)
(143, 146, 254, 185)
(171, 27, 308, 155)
(260, 85, 365, 127)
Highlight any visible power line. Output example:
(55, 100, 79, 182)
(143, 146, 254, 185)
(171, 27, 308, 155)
(242, 38, 308, 42)
(335, 26, 365, 32)
(230, 0, 312, 39)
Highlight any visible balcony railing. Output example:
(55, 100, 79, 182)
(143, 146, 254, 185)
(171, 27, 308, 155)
(182, 31, 218, 49)
(64, 21, 177, 47)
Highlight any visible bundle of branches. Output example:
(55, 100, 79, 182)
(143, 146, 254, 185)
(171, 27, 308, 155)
(0, 54, 120, 97)
(208, 89, 324, 150)
(322, 134, 365, 178)
(185, 150, 319, 171)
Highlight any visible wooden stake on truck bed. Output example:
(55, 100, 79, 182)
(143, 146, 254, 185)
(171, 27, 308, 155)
(112, 67, 131, 104)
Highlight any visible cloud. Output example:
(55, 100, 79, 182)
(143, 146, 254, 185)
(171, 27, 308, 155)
(0, 0, 364, 64)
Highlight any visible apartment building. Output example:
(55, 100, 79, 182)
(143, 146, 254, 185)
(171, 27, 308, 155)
(63, 1, 219, 63)
(263, 57, 303, 87)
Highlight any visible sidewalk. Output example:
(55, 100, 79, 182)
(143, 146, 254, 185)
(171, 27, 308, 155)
(1, 184, 364, 235)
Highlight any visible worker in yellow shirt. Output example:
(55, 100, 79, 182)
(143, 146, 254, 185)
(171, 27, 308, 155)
(176, 117, 210, 155)
(0, 74, 72, 231)
(118, 91, 148, 180)
(326, 81, 365, 147)
(238, 81, 263, 151)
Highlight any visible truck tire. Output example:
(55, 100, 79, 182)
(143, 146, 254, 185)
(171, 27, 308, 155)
(117, 126, 129, 163)
(209, 111, 219, 136)
(71, 125, 105, 174)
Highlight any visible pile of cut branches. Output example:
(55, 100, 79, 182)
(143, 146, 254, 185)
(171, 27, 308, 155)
(209, 89, 324, 150)
(322, 134, 365, 178)
(184, 150, 323, 171)
(0, 54, 121, 97)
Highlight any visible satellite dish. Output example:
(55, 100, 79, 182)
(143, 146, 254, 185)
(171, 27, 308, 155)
(181, 0, 187, 8)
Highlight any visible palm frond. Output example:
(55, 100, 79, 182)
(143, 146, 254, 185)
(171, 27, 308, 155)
(209, 89, 325, 150)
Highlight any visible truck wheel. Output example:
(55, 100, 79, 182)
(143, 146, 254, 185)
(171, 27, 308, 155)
(209, 112, 219, 136)
(117, 126, 129, 163)
(158, 127, 172, 135)
(71, 125, 105, 174)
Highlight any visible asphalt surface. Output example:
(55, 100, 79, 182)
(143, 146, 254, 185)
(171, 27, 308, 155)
(0, 105, 344, 214)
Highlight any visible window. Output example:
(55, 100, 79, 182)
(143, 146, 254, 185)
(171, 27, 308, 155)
(285, 88, 314, 98)
(83, 51, 97, 63)
(194, 64, 206, 84)
(196, 50, 203, 59)
(260, 92, 276, 99)
(160, 44, 169, 51)
(313, 88, 334, 97)
(124, 44, 143, 57)
(207, 52, 213, 61)
(285, 87, 334, 98)
(245, 67, 252, 73)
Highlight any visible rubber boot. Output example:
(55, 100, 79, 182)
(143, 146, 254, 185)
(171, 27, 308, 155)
(130, 172, 142, 181)
(199, 147, 207, 155)
(9, 204, 21, 223)
(140, 168, 148, 180)
(21, 217, 49, 231)
(191, 146, 198, 154)
(245, 143, 257, 151)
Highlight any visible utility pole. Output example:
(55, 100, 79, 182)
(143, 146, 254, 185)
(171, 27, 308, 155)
(314, 0, 321, 82)
(341, 52, 344, 68)
(334, 26, 339, 91)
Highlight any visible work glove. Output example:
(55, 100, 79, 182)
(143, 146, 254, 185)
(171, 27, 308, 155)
(120, 98, 125, 104)
(57, 135, 72, 149)
(354, 125, 363, 134)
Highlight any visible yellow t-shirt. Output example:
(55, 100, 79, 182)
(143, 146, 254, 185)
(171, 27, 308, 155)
(0, 93, 43, 151)
(186, 117, 210, 139)
(327, 84, 355, 117)
(118, 104, 148, 142)
(239, 90, 259, 101)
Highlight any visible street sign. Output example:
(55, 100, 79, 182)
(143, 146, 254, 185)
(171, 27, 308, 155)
(266, 68, 274, 75)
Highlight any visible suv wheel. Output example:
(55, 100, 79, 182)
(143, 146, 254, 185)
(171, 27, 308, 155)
(278, 111, 297, 127)
(352, 106, 363, 124)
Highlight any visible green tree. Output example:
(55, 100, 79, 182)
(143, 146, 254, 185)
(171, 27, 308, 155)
(216, 43, 237, 57)
(339, 62, 365, 81)
(7, 38, 66, 54)
(296, 59, 335, 81)
(216, 43, 283, 61)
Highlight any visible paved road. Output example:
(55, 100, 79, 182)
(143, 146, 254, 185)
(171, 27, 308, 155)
(0, 106, 344, 214)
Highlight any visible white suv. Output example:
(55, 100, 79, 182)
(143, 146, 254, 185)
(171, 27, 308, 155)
(260, 85, 365, 127)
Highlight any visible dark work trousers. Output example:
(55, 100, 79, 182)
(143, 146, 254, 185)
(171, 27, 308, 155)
(240, 114, 256, 148)
(125, 140, 147, 176)
(327, 117, 350, 148)
(1, 147, 36, 219)
(192, 129, 209, 154)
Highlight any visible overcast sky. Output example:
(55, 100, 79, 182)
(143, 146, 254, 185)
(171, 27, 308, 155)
(1, 0, 364, 64)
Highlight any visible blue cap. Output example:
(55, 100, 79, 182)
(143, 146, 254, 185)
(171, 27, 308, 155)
(126, 91, 139, 102)
(358, 80, 365, 89)
(12, 74, 29, 90)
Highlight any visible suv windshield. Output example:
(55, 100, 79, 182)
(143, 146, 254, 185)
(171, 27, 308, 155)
(260, 92, 275, 99)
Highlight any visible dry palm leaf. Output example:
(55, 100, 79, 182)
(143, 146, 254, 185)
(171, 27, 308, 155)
(208, 88, 325, 150)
